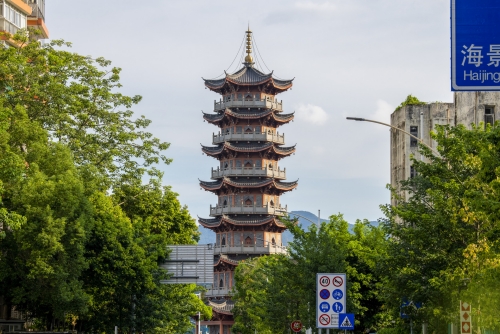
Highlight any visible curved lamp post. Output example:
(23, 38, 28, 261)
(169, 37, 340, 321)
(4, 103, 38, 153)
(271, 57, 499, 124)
(346, 117, 441, 157)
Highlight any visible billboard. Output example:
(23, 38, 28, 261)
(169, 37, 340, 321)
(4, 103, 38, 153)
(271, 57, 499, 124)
(160, 244, 214, 287)
(451, 0, 500, 91)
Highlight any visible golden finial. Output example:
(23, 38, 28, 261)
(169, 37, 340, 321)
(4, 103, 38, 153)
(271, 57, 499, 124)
(244, 25, 253, 64)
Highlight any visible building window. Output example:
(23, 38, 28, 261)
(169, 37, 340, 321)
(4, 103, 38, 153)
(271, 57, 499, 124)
(485, 106, 495, 127)
(245, 236, 252, 245)
(410, 126, 418, 147)
(4, 4, 26, 29)
(410, 166, 417, 178)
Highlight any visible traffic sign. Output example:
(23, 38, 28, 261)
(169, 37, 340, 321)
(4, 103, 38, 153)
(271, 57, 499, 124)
(451, 0, 500, 90)
(319, 276, 330, 287)
(319, 314, 330, 326)
(332, 289, 343, 300)
(332, 302, 343, 313)
(316, 273, 346, 328)
(291, 320, 303, 333)
(339, 314, 355, 330)
(460, 301, 471, 334)
(319, 302, 330, 313)
(332, 276, 344, 287)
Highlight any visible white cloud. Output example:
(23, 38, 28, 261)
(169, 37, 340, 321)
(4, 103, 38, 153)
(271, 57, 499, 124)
(295, 1, 336, 12)
(296, 104, 329, 125)
(371, 99, 394, 123)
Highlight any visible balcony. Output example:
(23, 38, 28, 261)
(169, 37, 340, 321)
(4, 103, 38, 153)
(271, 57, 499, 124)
(214, 243, 288, 255)
(214, 98, 283, 112)
(205, 287, 231, 297)
(26, 0, 48, 38)
(213, 131, 285, 144)
(209, 204, 287, 217)
(211, 166, 286, 179)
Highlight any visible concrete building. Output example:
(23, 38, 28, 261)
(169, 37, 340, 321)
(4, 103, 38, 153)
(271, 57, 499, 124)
(0, 0, 48, 47)
(390, 92, 500, 202)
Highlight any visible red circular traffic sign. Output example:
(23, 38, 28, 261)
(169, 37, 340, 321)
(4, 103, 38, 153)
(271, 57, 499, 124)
(319, 314, 330, 326)
(319, 276, 330, 287)
(291, 320, 303, 332)
(332, 276, 344, 287)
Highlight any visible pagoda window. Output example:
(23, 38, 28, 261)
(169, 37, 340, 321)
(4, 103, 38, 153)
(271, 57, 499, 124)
(225, 128, 230, 134)
(255, 160, 262, 168)
(268, 163, 273, 170)
(244, 161, 252, 168)
(227, 233, 231, 246)
(219, 278, 224, 288)
(224, 162, 229, 169)
(244, 126, 253, 134)
(235, 195, 241, 205)
(236, 126, 242, 134)
(237, 93, 243, 101)
(255, 93, 261, 101)
(221, 236, 226, 246)
(230, 161, 233, 168)
(244, 197, 253, 206)
(272, 237, 276, 245)
(236, 160, 242, 168)
(225, 272, 230, 287)
(256, 195, 262, 206)
(245, 236, 253, 245)
(255, 126, 261, 134)
(223, 199, 227, 206)
(270, 200, 275, 207)
(245, 93, 253, 101)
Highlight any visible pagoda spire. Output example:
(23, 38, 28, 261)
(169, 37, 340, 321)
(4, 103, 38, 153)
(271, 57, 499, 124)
(244, 26, 254, 65)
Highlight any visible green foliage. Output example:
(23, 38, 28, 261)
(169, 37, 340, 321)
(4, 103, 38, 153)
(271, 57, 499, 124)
(381, 123, 500, 331)
(233, 215, 390, 334)
(0, 38, 207, 333)
(395, 94, 426, 111)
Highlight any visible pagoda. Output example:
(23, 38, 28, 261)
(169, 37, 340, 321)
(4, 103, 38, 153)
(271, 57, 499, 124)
(198, 28, 297, 334)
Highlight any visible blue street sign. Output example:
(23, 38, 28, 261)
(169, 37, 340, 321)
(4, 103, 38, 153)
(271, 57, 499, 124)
(452, 0, 500, 90)
(319, 302, 330, 313)
(339, 314, 355, 330)
(332, 289, 343, 300)
(400, 300, 422, 319)
(319, 289, 330, 300)
(332, 302, 343, 313)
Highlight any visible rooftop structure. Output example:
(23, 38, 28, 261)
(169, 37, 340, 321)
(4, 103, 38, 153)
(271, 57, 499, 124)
(198, 28, 296, 334)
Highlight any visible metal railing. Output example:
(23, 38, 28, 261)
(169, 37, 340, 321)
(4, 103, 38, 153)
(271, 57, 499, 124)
(211, 166, 286, 179)
(214, 98, 283, 112)
(213, 131, 285, 144)
(214, 242, 288, 255)
(27, 0, 45, 21)
(205, 287, 231, 297)
(209, 203, 287, 216)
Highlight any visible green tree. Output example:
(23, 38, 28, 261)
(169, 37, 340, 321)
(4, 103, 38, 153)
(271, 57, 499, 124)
(381, 123, 500, 331)
(233, 215, 389, 334)
(0, 35, 209, 333)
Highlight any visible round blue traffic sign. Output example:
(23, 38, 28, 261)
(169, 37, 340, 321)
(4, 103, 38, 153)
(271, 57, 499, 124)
(319, 302, 330, 312)
(332, 289, 343, 300)
(319, 289, 330, 300)
(332, 302, 343, 313)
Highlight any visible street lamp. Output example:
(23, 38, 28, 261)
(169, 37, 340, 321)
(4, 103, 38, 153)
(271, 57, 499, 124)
(345, 117, 441, 157)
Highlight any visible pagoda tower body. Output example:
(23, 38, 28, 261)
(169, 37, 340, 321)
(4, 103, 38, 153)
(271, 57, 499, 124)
(198, 29, 297, 334)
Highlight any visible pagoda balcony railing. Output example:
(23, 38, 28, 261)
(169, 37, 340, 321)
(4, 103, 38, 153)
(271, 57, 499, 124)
(209, 203, 287, 217)
(212, 131, 285, 144)
(211, 166, 286, 179)
(214, 242, 288, 255)
(205, 287, 231, 297)
(214, 98, 283, 112)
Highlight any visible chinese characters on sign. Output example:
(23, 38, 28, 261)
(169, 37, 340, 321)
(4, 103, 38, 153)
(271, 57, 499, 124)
(451, 0, 500, 90)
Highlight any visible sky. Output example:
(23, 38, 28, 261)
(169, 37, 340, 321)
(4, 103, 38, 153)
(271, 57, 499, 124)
(48, 0, 453, 223)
